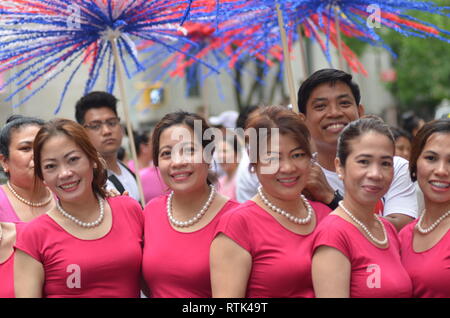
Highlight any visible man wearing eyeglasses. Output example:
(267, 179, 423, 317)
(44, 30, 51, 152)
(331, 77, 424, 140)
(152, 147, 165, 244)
(75, 91, 141, 202)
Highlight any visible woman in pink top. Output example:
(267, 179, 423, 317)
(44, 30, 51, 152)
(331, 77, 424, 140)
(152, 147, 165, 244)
(312, 118, 412, 298)
(129, 131, 168, 204)
(0, 222, 22, 298)
(210, 106, 331, 298)
(14, 119, 144, 298)
(216, 134, 241, 201)
(0, 115, 56, 223)
(399, 119, 450, 297)
(142, 111, 238, 298)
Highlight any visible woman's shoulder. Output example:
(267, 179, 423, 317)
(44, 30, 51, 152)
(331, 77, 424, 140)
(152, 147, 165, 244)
(218, 200, 277, 230)
(316, 213, 346, 230)
(145, 193, 167, 206)
(16, 213, 55, 240)
(107, 195, 142, 209)
(223, 200, 259, 215)
(308, 199, 333, 220)
(398, 218, 417, 240)
(313, 214, 358, 244)
(219, 199, 241, 213)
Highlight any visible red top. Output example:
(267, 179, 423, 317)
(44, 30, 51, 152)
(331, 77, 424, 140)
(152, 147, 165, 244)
(215, 200, 331, 298)
(313, 215, 413, 298)
(142, 195, 238, 298)
(14, 196, 144, 298)
(0, 187, 20, 223)
(399, 220, 450, 298)
(0, 253, 14, 298)
(0, 223, 23, 298)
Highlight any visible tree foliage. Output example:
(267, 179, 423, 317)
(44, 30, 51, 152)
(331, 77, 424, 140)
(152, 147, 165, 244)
(383, 0, 450, 118)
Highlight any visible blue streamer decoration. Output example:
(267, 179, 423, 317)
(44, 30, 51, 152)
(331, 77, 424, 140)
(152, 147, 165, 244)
(0, 0, 218, 113)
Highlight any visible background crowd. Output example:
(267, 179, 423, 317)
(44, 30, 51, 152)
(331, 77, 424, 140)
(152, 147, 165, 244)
(0, 68, 449, 298)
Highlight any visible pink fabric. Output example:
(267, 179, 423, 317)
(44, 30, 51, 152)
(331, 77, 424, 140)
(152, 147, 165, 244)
(127, 160, 137, 172)
(0, 187, 20, 223)
(399, 220, 450, 298)
(14, 196, 144, 298)
(215, 200, 331, 298)
(218, 175, 237, 201)
(142, 195, 239, 298)
(0, 223, 23, 298)
(127, 161, 168, 204)
(0, 253, 14, 298)
(313, 215, 413, 298)
(140, 167, 168, 204)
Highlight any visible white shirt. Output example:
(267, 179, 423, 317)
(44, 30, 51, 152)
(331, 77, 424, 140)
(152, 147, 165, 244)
(235, 151, 259, 202)
(106, 163, 140, 202)
(236, 152, 418, 218)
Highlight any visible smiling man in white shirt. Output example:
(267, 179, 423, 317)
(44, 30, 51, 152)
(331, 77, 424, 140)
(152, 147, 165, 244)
(236, 69, 417, 231)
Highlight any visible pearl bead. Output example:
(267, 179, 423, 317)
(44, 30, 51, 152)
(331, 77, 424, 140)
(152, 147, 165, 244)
(416, 208, 450, 234)
(167, 185, 216, 228)
(7, 181, 53, 207)
(56, 196, 104, 228)
(257, 186, 313, 225)
(338, 201, 388, 246)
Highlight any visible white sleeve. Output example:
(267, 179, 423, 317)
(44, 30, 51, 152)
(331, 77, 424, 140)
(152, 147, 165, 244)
(235, 152, 260, 203)
(382, 156, 418, 219)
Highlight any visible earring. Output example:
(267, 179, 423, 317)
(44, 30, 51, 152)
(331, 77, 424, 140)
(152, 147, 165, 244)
(338, 174, 343, 179)
(250, 165, 256, 173)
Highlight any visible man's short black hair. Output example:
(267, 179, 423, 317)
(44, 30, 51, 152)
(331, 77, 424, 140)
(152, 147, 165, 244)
(297, 69, 361, 115)
(75, 91, 118, 124)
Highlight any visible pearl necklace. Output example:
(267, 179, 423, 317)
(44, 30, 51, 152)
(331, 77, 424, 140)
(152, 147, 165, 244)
(56, 196, 104, 228)
(167, 185, 216, 228)
(7, 181, 53, 207)
(257, 186, 313, 225)
(416, 209, 450, 234)
(339, 201, 388, 246)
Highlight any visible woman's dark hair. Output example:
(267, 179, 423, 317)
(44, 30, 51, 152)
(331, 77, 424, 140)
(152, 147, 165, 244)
(337, 118, 395, 167)
(245, 105, 312, 165)
(409, 119, 450, 182)
(297, 69, 361, 115)
(117, 146, 126, 161)
(33, 118, 108, 198)
(133, 130, 150, 157)
(390, 126, 412, 142)
(236, 105, 260, 130)
(151, 111, 217, 185)
(0, 115, 45, 161)
(401, 111, 424, 136)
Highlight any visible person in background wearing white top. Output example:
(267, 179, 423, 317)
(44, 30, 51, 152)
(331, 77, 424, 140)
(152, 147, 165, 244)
(75, 91, 141, 203)
(235, 105, 262, 202)
(236, 69, 417, 231)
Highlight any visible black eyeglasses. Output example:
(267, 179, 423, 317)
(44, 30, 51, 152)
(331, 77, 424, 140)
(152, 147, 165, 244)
(83, 118, 121, 131)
